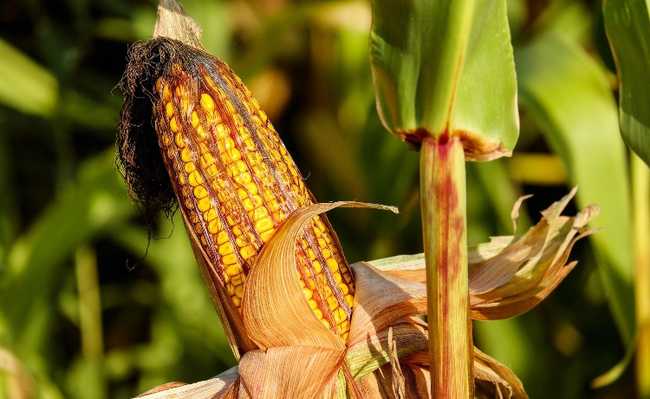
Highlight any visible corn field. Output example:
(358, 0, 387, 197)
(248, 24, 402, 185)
(0, 0, 649, 398)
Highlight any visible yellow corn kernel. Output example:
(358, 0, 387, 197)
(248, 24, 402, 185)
(208, 219, 220, 234)
(188, 170, 203, 186)
(200, 93, 215, 111)
(218, 242, 234, 256)
(333, 308, 346, 324)
(326, 258, 338, 272)
(191, 111, 199, 128)
(193, 185, 208, 199)
(240, 245, 256, 259)
(223, 254, 238, 266)
(165, 102, 174, 118)
(170, 117, 179, 132)
(197, 197, 211, 212)
(181, 148, 193, 162)
(204, 208, 217, 221)
(255, 218, 273, 232)
(175, 132, 185, 148)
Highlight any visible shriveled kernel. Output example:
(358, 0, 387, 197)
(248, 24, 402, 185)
(234, 285, 244, 298)
(161, 134, 172, 146)
(162, 84, 172, 101)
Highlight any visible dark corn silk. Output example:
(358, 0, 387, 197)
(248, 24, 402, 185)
(119, 38, 354, 343)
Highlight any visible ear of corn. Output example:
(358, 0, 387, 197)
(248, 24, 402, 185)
(151, 46, 354, 341)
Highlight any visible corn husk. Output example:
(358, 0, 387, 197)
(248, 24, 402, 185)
(137, 189, 596, 399)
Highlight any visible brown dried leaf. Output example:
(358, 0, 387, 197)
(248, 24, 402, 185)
(348, 263, 426, 345)
(473, 347, 528, 399)
(134, 367, 239, 399)
(361, 189, 598, 321)
(241, 201, 397, 351)
(238, 346, 343, 399)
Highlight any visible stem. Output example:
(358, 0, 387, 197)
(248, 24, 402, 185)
(420, 135, 472, 398)
(634, 154, 650, 398)
(75, 245, 106, 399)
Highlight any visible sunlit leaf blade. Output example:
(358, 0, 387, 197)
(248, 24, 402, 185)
(452, 0, 519, 160)
(0, 39, 58, 117)
(516, 33, 635, 343)
(603, 0, 650, 166)
(369, 0, 518, 159)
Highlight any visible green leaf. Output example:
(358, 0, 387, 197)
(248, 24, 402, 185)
(517, 32, 635, 343)
(0, 151, 134, 343)
(369, 0, 518, 160)
(603, 0, 650, 166)
(0, 39, 58, 117)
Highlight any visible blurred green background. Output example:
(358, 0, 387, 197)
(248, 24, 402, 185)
(0, 0, 640, 397)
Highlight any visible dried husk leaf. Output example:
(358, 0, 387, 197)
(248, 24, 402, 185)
(136, 367, 239, 399)
(348, 263, 426, 345)
(238, 346, 344, 399)
(367, 189, 598, 320)
(473, 347, 527, 399)
(140, 191, 593, 398)
(241, 201, 397, 351)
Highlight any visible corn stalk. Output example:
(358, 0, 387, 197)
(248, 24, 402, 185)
(420, 136, 471, 397)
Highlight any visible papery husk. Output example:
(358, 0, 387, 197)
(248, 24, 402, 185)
(139, 191, 595, 399)
(241, 201, 397, 351)
(370, 188, 598, 320)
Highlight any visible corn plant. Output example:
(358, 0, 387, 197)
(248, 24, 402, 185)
(0, 0, 649, 398)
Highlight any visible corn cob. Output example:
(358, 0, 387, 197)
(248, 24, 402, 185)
(147, 41, 354, 340)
